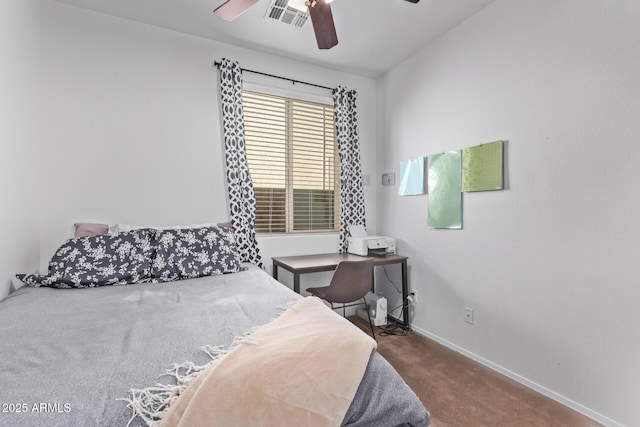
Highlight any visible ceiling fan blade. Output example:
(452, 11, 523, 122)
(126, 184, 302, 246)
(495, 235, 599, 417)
(404, 0, 420, 3)
(307, 0, 338, 50)
(214, 0, 260, 21)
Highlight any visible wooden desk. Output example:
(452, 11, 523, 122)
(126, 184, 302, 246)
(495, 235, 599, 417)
(272, 253, 410, 330)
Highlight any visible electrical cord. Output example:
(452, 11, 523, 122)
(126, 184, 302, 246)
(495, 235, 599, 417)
(377, 300, 408, 336)
(382, 265, 402, 294)
(379, 321, 408, 336)
(376, 266, 413, 336)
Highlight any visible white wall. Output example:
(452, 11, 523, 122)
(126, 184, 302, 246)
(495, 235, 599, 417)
(38, 1, 377, 275)
(0, 1, 41, 299)
(15, 0, 634, 423)
(376, 1, 640, 426)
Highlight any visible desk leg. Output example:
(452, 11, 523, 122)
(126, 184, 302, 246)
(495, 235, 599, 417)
(401, 260, 410, 330)
(294, 273, 300, 294)
(371, 270, 375, 294)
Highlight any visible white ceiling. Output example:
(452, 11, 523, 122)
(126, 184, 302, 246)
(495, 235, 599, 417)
(54, 0, 495, 77)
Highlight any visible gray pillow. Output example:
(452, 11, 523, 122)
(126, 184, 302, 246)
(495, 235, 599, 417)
(74, 222, 109, 238)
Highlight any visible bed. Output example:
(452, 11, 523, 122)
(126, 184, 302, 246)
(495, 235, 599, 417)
(0, 226, 430, 426)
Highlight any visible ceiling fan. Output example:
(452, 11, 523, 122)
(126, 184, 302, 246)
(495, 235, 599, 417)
(213, 0, 420, 50)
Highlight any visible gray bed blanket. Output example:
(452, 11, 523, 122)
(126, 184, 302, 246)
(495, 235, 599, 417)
(0, 264, 429, 426)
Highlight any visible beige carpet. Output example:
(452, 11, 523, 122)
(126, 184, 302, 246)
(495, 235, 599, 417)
(349, 316, 602, 427)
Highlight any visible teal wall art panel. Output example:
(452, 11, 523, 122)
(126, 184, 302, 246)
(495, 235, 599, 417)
(398, 157, 426, 196)
(428, 151, 462, 229)
(462, 140, 504, 192)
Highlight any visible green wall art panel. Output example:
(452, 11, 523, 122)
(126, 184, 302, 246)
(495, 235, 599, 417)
(427, 151, 462, 229)
(398, 157, 426, 196)
(462, 140, 504, 192)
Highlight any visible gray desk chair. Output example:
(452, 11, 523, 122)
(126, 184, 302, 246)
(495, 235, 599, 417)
(306, 258, 376, 340)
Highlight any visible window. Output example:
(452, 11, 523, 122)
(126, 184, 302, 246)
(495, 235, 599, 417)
(242, 90, 339, 234)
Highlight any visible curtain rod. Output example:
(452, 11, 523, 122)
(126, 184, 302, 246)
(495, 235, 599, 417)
(213, 61, 333, 91)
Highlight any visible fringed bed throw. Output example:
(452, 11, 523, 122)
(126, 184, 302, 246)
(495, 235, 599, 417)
(124, 297, 377, 427)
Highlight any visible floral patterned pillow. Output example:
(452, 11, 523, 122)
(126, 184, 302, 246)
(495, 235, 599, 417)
(151, 226, 242, 282)
(17, 229, 155, 289)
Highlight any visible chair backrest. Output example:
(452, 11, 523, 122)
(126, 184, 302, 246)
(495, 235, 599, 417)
(322, 259, 374, 304)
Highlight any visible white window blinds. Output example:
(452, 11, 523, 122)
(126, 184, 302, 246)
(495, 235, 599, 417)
(242, 90, 339, 234)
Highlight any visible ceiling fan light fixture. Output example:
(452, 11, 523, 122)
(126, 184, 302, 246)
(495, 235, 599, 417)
(216, 0, 418, 50)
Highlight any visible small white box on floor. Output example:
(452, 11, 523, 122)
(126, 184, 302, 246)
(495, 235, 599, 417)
(357, 292, 387, 326)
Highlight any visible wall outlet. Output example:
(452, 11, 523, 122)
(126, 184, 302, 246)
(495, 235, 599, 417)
(381, 172, 396, 186)
(464, 307, 474, 324)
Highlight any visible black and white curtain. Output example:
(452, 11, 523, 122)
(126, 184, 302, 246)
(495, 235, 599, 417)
(218, 59, 262, 267)
(333, 86, 366, 253)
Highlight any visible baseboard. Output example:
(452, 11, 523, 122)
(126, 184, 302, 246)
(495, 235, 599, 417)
(408, 324, 623, 427)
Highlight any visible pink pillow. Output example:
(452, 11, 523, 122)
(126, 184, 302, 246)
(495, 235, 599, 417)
(74, 223, 109, 238)
(217, 221, 233, 229)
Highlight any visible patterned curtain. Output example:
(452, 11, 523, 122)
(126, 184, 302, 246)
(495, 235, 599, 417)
(333, 86, 366, 253)
(218, 59, 263, 267)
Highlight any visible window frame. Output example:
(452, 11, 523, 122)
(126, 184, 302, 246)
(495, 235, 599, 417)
(242, 84, 340, 235)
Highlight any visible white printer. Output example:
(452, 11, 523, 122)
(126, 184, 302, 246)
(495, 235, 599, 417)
(347, 224, 396, 257)
(347, 236, 396, 256)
